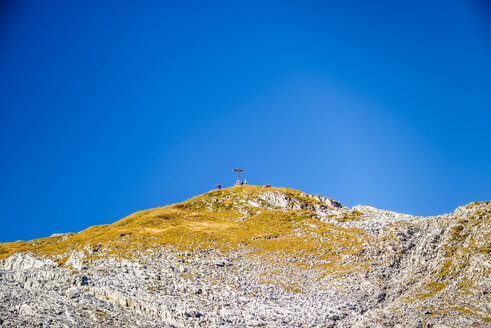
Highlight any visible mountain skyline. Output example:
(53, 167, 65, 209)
(1, 184, 489, 327)
(1, 0, 490, 242)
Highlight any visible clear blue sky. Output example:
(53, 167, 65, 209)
(1, 0, 490, 242)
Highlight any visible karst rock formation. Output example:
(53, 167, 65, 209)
(0, 185, 489, 327)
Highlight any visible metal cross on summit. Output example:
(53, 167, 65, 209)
(233, 167, 244, 185)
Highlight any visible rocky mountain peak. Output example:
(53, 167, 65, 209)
(0, 186, 489, 327)
(180, 185, 344, 215)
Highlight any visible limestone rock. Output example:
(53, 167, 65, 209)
(0, 187, 489, 327)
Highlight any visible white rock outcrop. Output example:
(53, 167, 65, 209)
(0, 190, 489, 327)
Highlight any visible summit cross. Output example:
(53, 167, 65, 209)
(233, 167, 244, 183)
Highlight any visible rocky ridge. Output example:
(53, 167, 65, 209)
(0, 185, 489, 327)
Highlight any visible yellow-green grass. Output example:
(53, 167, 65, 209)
(336, 209, 363, 222)
(1, 185, 488, 282)
(0, 185, 369, 275)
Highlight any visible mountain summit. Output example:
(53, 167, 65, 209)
(0, 185, 489, 327)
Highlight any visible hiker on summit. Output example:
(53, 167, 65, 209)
(216, 184, 221, 190)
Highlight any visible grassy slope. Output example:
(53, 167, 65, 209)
(0, 185, 370, 274)
(0, 185, 489, 323)
(1, 186, 488, 282)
